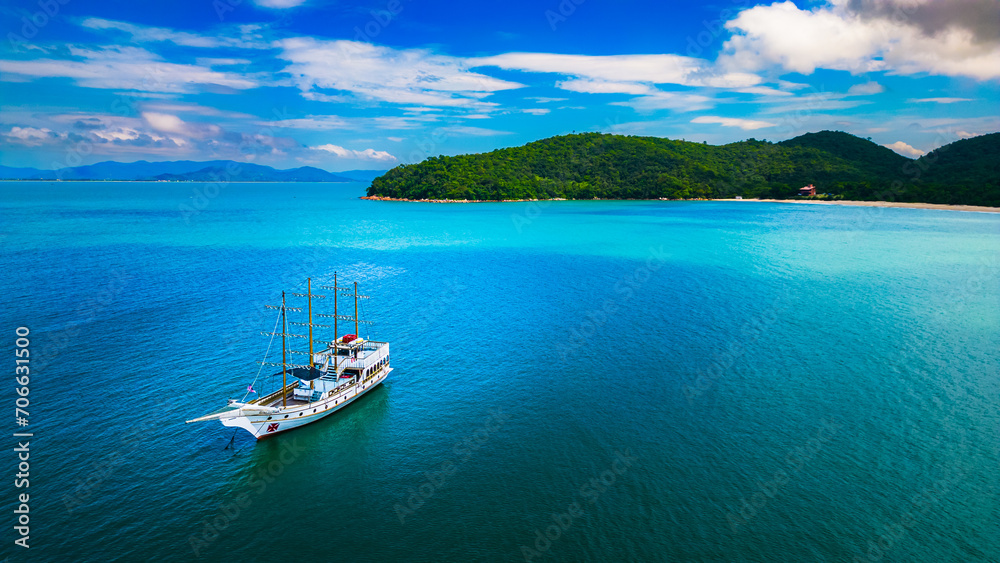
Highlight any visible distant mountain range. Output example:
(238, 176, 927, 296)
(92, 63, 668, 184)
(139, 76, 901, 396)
(368, 130, 1000, 206)
(0, 160, 389, 183)
(337, 169, 393, 183)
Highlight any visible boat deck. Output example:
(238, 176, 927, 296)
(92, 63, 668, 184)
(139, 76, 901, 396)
(264, 394, 309, 408)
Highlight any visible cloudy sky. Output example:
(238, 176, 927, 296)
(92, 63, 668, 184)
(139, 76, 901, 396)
(1, 0, 998, 171)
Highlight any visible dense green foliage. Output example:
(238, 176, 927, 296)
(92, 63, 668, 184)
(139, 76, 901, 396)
(368, 131, 1000, 206)
(905, 134, 1000, 205)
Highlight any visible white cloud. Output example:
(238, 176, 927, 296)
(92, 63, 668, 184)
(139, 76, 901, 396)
(195, 58, 252, 67)
(521, 108, 550, 115)
(556, 78, 655, 95)
(277, 38, 524, 108)
(847, 81, 885, 95)
(472, 52, 763, 97)
(0, 46, 257, 93)
(910, 97, 974, 103)
(757, 91, 872, 113)
(884, 141, 925, 157)
(698, 72, 762, 88)
(81, 18, 221, 48)
(611, 92, 714, 112)
(475, 53, 700, 85)
(298, 92, 345, 103)
(721, 2, 881, 75)
(733, 86, 794, 97)
(442, 126, 513, 136)
(467, 52, 787, 114)
(0, 114, 189, 156)
(371, 116, 433, 130)
(254, 0, 307, 7)
(140, 111, 227, 142)
(891, 115, 1000, 139)
(720, 0, 1000, 80)
(691, 116, 778, 130)
(79, 18, 266, 49)
(3, 126, 56, 145)
(778, 80, 811, 90)
(141, 103, 254, 119)
(264, 116, 349, 130)
(142, 112, 188, 135)
(312, 144, 397, 162)
(92, 127, 143, 142)
(0, 109, 326, 163)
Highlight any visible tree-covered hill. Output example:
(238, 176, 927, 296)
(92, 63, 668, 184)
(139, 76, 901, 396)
(367, 131, 999, 206)
(908, 133, 1000, 205)
(778, 130, 912, 181)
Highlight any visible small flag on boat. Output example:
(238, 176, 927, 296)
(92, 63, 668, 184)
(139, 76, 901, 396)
(248, 384, 256, 394)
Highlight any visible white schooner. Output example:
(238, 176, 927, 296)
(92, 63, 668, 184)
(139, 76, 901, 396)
(186, 274, 391, 439)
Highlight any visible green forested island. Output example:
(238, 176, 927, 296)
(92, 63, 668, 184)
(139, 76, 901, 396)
(367, 131, 1000, 206)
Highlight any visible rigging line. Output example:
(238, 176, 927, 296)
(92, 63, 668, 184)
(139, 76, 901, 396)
(241, 307, 281, 403)
(358, 301, 372, 340)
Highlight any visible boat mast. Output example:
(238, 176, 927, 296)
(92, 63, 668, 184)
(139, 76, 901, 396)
(281, 291, 287, 408)
(334, 272, 338, 374)
(354, 281, 359, 337)
(307, 277, 314, 368)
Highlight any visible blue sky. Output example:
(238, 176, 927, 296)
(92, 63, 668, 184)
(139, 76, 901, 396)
(1, 0, 998, 171)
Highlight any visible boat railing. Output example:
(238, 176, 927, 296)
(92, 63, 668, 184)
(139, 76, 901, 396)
(361, 364, 388, 385)
(327, 365, 384, 397)
(253, 363, 388, 407)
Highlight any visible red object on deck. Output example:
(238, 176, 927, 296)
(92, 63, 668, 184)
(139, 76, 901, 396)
(342, 334, 357, 343)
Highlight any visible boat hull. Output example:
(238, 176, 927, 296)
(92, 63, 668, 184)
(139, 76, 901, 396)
(221, 368, 390, 439)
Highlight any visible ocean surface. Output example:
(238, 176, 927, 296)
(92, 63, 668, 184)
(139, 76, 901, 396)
(1, 181, 998, 562)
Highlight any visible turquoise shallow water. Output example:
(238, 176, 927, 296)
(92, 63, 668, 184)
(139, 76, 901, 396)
(1, 181, 998, 562)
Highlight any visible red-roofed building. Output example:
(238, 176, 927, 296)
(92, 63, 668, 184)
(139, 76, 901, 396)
(799, 184, 816, 196)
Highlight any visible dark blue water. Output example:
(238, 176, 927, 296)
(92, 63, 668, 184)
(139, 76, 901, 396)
(1, 182, 998, 562)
